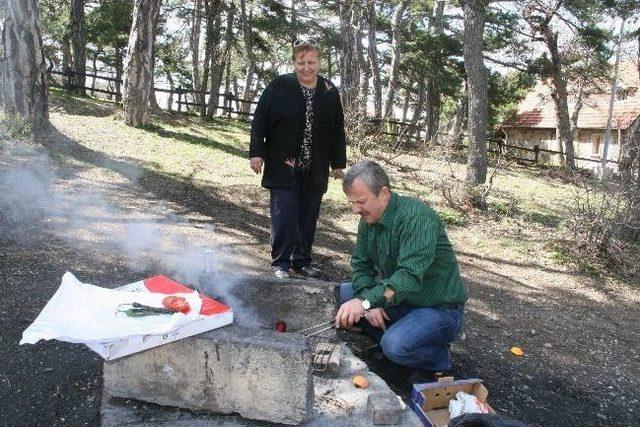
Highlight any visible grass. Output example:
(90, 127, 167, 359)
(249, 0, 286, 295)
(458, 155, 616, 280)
(0, 113, 35, 139)
(437, 208, 465, 227)
(42, 90, 623, 279)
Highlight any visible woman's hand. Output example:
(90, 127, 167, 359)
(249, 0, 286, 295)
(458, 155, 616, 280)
(250, 157, 263, 174)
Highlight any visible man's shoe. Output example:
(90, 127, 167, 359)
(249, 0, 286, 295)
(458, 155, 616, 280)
(273, 267, 290, 279)
(408, 369, 451, 385)
(293, 265, 320, 277)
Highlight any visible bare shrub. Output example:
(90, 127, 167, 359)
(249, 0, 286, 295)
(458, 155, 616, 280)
(429, 134, 505, 211)
(567, 176, 640, 277)
(343, 108, 386, 160)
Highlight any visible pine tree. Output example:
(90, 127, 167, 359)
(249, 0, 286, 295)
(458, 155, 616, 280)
(1, 0, 49, 130)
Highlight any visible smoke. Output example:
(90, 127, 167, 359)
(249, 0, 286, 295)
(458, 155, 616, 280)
(198, 271, 263, 328)
(0, 139, 256, 322)
(0, 144, 64, 230)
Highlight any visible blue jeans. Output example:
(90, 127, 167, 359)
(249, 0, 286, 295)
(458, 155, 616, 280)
(340, 283, 464, 371)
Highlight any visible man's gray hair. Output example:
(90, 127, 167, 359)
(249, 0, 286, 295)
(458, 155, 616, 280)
(342, 160, 391, 195)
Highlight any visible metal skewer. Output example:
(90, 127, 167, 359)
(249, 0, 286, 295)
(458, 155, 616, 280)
(305, 325, 335, 337)
(296, 320, 335, 337)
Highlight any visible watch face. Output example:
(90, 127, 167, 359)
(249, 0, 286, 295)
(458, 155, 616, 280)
(361, 299, 371, 310)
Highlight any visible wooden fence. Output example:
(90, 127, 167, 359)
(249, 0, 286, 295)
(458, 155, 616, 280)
(47, 69, 617, 166)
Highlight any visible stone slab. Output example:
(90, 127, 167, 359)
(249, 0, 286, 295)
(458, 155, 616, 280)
(101, 344, 422, 427)
(103, 325, 314, 425)
(199, 273, 338, 338)
(367, 393, 404, 425)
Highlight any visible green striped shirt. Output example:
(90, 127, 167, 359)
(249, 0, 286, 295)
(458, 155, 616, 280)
(351, 192, 468, 308)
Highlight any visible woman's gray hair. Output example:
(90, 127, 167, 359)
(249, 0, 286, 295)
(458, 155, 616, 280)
(342, 160, 391, 195)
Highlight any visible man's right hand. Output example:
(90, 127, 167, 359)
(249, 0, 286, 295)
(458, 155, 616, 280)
(335, 298, 366, 329)
(250, 157, 263, 174)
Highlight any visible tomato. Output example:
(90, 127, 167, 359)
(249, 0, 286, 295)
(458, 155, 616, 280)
(162, 296, 191, 314)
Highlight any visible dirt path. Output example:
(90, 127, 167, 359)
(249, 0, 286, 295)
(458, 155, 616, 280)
(1, 122, 638, 426)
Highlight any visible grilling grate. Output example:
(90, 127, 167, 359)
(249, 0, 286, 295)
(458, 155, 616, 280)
(307, 335, 338, 373)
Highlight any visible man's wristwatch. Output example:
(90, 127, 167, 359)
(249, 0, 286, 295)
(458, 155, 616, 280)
(361, 299, 371, 310)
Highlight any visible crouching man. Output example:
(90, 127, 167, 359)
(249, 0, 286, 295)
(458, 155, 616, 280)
(335, 160, 467, 375)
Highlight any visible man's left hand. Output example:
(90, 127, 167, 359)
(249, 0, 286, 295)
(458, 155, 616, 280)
(331, 168, 344, 179)
(335, 298, 365, 328)
(365, 307, 390, 330)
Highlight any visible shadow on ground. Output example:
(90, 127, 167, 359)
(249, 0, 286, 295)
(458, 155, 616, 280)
(2, 102, 638, 426)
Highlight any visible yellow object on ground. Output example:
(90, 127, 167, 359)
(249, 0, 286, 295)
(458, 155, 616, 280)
(510, 346, 524, 356)
(351, 374, 370, 389)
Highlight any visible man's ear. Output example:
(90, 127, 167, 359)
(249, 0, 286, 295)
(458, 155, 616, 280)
(380, 186, 390, 198)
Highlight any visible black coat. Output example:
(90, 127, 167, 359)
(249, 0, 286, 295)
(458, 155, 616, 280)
(249, 73, 347, 193)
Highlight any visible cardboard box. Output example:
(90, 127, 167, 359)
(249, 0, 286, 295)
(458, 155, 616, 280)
(85, 275, 233, 360)
(408, 377, 494, 427)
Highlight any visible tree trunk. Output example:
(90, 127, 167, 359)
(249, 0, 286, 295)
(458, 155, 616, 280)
(205, 8, 223, 119)
(114, 47, 123, 101)
(61, 37, 72, 89)
(165, 71, 174, 111)
(461, 0, 489, 187)
(224, 40, 232, 117)
(240, 0, 255, 115)
(1, 0, 49, 130)
(423, 83, 441, 143)
(90, 51, 98, 95)
(401, 88, 411, 122)
(356, 7, 369, 117)
(339, 0, 359, 115)
(524, 3, 575, 171)
(601, 18, 625, 178)
(148, 2, 161, 112)
(70, 0, 85, 95)
(410, 79, 426, 132)
(570, 69, 588, 139)
(190, 0, 203, 107)
(423, 0, 445, 143)
(619, 117, 640, 186)
(544, 27, 575, 171)
(233, 78, 240, 112)
(367, 0, 382, 119)
(382, 0, 410, 119)
(122, 0, 163, 127)
(449, 81, 467, 143)
(200, 0, 213, 116)
(289, 0, 297, 44)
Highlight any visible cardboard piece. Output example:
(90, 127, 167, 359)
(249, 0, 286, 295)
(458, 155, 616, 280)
(85, 275, 233, 360)
(408, 377, 494, 427)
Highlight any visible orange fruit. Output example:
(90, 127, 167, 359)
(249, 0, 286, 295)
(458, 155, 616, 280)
(510, 346, 524, 357)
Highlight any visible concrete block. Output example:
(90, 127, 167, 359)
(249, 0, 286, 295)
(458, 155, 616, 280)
(104, 325, 314, 425)
(201, 274, 338, 336)
(102, 344, 422, 426)
(367, 392, 403, 425)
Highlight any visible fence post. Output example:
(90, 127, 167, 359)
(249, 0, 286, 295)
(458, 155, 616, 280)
(65, 69, 72, 94)
(225, 92, 233, 118)
(177, 88, 183, 113)
(533, 144, 539, 163)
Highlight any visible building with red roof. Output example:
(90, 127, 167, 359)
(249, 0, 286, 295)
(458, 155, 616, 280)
(501, 61, 640, 171)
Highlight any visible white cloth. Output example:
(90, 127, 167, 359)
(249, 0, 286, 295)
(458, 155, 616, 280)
(20, 272, 202, 345)
(448, 391, 489, 419)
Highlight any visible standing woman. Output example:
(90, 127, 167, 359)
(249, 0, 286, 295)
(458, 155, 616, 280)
(250, 39, 347, 278)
